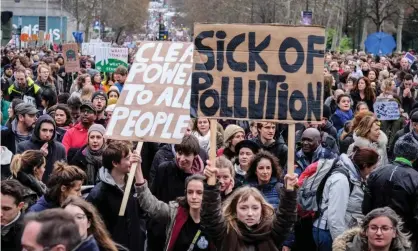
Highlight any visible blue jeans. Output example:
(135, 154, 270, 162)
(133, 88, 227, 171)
(312, 227, 333, 251)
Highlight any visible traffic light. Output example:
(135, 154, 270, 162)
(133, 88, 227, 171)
(1, 11, 13, 46)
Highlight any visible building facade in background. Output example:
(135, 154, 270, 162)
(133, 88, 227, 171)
(2, 0, 77, 43)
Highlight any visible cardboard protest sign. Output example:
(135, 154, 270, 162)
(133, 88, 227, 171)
(105, 42, 193, 144)
(95, 47, 129, 72)
(374, 100, 400, 120)
(191, 24, 325, 123)
(62, 43, 80, 73)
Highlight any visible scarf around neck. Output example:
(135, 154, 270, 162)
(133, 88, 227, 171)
(335, 108, 353, 124)
(175, 155, 204, 175)
(84, 146, 104, 185)
(226, 219, 278, 251)
(193, 131, 211, 152)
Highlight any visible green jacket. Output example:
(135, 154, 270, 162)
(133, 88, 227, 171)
(1, 99, 10, 125)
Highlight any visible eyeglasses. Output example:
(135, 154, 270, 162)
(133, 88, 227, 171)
(368, 225, 393, 234)
(93, 96, 106, 101)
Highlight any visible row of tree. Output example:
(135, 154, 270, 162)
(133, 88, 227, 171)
(63, 0, 148, 43)
(178, 0, 418, 52)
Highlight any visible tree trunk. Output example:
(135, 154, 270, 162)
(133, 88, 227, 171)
(360, 0, 370, 51)
(396, 5, 404, 52)
(115, 28, 124, 44)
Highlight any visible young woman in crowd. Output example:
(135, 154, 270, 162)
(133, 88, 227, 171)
(339, 111, 374, 154)
(313, 146, 379, 251)
(102, 72, 115, 93)
(215, 156, 236, 200)
(234, 140, 260, 187)
(347, 115, 388, 167)
(36, 64, 56, 92)
(28, 162, 87, 212)
(351, 77, 376, 112)
(246, 151, 283, 209)
(134, 158, 215, 251)
(217, 124, 245, 161)
(62, 196, 123, 251)
(40, 87, 58, 114)
(107, 86, 120, 100)
(193, 118, 224, 154)
(330, 94, 354, 131)
(71, 73, 92, 94)
(70, 124, 106, 185)
(9, 150, 47, 211)
(333, 207, 411, 251)
(325, 89, 346, 114)
(355, 101, 370, 114)
(5, 98, 24, 128)
(53, 104, 73, 142)
(91, 71, 103, 91)
(201, 160, 298, 251)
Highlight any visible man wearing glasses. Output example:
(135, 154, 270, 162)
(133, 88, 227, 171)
(7, 67, 42, 110)
(62, 101, 97, 155)
(91, 91, 108, 127)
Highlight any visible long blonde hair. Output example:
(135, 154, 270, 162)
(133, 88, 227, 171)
(222, 186, 274, 236)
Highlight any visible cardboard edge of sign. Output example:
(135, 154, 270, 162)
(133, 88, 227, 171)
(192, 117, 323, 125)
(193, 23, 326, 29)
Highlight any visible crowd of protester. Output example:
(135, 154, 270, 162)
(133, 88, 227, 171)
(1, 46, 418, 251)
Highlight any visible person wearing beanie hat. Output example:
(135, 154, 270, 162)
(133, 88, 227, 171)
(16, 114, 66, 183)
(389, 109, 418, 159)
(233, 140, 261, 186)
(107, 86, 120, 100)
(92, 91, 108, 127)
(88, 69, 103, 91)
(216, 124, 245, 161)
(69, 124, 106, 185)
(1, 64, 14, 98)
(363, 132, 418, 241)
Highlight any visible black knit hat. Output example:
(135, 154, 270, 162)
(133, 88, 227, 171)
(411, 111, 418, 123)
(394, 133, 418, 161)
(235, 140, 261, 155)
(92, 91, 108, 106)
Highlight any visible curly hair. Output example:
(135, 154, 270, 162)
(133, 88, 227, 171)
(246, 150, 282, 182)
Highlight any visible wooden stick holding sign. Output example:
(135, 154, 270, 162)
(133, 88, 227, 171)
(286, 124, 296, 190)
(207, 119, 218, 186)
(119, 141, 143, 216)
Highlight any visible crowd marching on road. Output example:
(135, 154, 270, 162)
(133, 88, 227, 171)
(1, 39, 418, 251)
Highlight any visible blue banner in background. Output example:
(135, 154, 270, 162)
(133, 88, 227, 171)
(12, 16, 68, 42)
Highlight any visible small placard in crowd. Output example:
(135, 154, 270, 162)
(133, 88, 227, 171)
(191, 24, 325, 123)
(404, 52, 417, 65)
(105, 41, 193, 144)
(373, 100, 401, 120)
(62, 43, 80, 73)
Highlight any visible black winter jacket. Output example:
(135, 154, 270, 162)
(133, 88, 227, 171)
(86, 167, 146, 251)
(16, 115, 66, 183)
(1, 213, 24, 251)
(363, 160, 418, 240)
(252, 136, 288, 168)
(149, 144, 208, 187)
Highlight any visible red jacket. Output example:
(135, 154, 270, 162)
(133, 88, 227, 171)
(62, 123, 89, 153)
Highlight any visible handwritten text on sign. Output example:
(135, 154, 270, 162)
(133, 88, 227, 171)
(105, 42, 193, 144)
(373, 101, 400, 120)
(191, 24, 325, 122)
